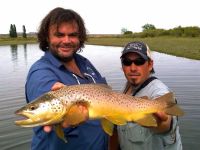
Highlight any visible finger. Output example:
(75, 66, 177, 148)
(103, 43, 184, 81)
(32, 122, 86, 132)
(51, 82, 65, 91)
(43, 126, 53, 133)
(78, 105, 89, 120)
(62, 121, 69, 128)
(154, 112, 168, 121)
(61, 105, 89, 128)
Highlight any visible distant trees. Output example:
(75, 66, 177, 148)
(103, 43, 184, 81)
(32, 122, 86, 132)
(121, 24, 200, 38)
(9, 24, 27, 38)
(169, 26, 200, 37)
(9, 24, 17, 38)
(121, 28, 133, 35)
(142, 24, 156, 31)
(22, 25, 27, 38)
(121, 28, 128, 34)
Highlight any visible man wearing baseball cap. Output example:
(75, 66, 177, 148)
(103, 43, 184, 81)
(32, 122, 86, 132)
(117, 41, 182, 150)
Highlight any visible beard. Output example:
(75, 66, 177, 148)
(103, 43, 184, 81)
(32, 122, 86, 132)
(127, 73, 141, 87)
(129, 79, 138, 87)
(50, 43, 79, 62)
(52, 51, 74, 62)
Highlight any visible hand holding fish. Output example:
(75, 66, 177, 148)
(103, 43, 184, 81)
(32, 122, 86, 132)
(43, 82, 89, 133)
(43, 82, 66, 133)
(150, 112, 172, 133)
(15, 84, 184, 142)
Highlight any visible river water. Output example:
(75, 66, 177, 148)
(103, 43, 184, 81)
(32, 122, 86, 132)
(0, 44, 200, 150)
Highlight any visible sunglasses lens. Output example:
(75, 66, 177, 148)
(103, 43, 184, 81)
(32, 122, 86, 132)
(134, 58, 146, 66)
(122, 58, 146, 66)
(122, 59, 132, 66)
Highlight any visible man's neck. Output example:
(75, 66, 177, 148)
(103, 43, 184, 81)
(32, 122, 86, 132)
(63, 59, 83, 77)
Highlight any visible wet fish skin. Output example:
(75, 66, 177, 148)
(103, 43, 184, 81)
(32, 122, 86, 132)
(15, 84, 184, 142)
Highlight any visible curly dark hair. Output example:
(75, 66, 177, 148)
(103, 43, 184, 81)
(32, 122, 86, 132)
(37, 7, 87, 51)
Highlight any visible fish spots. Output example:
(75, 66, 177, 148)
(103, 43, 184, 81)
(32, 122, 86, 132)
(40, 103, 51, 110)
(41, 93, 55, 101)
(51, 99, 63, 113)
(15, 83, 183, 136)
(63, 99, 68, 105)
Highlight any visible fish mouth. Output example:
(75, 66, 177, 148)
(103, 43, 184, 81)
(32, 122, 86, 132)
(15, 110, 62, 127)
(15, 111, 45, 127)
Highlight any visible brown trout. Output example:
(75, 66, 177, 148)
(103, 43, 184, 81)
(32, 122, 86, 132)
(15, 84, 184, 142)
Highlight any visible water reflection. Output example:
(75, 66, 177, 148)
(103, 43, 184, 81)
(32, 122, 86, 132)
(23, 44, 28, 65)
(10, 44, 18, 62)
(9, 44, 28, 64)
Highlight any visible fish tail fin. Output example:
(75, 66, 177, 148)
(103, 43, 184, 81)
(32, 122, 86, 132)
(164, 104, 184, 116)
(155, 92, 184, 116)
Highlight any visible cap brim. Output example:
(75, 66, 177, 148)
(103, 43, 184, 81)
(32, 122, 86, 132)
(121, 50, 148, 60)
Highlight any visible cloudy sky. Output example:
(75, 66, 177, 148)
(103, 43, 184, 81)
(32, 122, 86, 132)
(0, 0, 199, 34)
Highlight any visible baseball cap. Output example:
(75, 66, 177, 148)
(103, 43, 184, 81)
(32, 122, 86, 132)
(121, 41, 152, 60)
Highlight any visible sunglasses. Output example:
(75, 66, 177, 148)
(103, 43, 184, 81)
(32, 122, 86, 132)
(122, 58, 146, 66)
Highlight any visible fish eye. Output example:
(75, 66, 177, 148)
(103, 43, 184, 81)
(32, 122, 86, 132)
(29, 105, 37, 111)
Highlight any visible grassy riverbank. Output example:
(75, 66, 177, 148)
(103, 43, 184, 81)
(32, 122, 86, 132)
(0, 36, 37, 45)
(0, 36, 200, 60)
(87, 36, 200, 60)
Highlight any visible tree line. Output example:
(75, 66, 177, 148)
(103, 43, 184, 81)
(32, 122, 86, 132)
(121, 24, 200, 38)
(9, 24, 27, 38)
(8, 23, 200, 38)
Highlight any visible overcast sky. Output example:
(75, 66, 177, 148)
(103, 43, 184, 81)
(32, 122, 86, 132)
(0, 0, 200, 34)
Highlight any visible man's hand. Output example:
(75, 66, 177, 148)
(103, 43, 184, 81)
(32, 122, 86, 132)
(43, 82, 89, 133)
(43, 126, 53, 133)
(51, 82, 65, 91)
(43, 82, 66, 133)
(150, 112, 172, 133)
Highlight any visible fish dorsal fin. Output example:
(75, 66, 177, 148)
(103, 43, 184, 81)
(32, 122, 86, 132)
(64, 102, 89, 126)
(132, 113, 157, 127)
(101, 118, 114, 136)
(104, 115, 127, 125)
(95, 83, 112, 89)
(54, 124, 67, 143)
(154, 92, 175, 104)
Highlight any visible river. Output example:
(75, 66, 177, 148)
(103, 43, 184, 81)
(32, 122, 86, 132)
(0, 44, 200, 149)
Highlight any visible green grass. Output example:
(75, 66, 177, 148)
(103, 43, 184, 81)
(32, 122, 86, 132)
(0, 36, 200, 60)
(0, 36, 37, 45)
(87, 37, 200, 60)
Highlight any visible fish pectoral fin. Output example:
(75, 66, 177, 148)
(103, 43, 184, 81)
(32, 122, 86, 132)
(134, 114, 157, 127)
(54, 124, 67, 143)
(64, 104, 89, 126)
(105, 116, 127, 125)
(101, 118, 114, 136)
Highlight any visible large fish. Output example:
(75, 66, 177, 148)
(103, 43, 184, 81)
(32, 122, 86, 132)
(15, 84, 184, 142)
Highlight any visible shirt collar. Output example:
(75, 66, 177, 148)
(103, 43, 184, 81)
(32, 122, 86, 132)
(44, 51, 63, 68)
